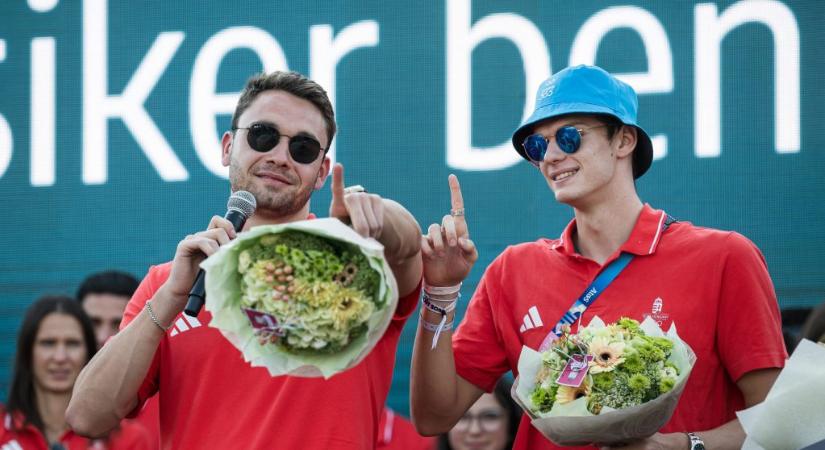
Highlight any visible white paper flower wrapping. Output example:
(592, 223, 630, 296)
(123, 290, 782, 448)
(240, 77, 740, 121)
(512, 316, 696, 446)
(201, 218, 398, 379)
(738, 339, 825, 450)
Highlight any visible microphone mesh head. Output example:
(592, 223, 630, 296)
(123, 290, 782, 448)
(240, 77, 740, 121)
(227, 190, 257, 218)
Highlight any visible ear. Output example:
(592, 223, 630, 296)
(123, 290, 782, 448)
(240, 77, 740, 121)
(314, 156, 332, 190)
(221, 131, 234, 167)
(614, 125, 637, 159)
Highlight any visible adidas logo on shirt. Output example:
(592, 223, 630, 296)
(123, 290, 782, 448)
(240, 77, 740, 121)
(169, 314, 202, 336)
(1, 441, 23, 450)
(519, 306, 543, 333)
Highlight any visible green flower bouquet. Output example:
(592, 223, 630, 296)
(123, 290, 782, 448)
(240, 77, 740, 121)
(512, 316, 696, 446)
(201, 218, 397, 378)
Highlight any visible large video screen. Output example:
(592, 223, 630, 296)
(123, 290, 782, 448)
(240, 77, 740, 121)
(1, 0, 821, 412)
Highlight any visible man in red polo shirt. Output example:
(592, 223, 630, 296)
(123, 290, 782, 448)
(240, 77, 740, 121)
(410, 65, 786, 450)
(66, 71, 423, 450)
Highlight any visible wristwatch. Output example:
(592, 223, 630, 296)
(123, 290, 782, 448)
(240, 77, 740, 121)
(686, 432, 705, 450)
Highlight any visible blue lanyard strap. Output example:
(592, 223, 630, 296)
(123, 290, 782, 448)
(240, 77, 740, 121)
(539, 253, 633, 350)
(538, 214, 676, 351)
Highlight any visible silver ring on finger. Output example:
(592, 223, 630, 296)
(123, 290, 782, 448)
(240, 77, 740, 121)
(450, 208, 465, 217)
(344, 185, 366, 194)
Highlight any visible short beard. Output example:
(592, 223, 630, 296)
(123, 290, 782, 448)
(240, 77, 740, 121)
(229, 164, 316, 218)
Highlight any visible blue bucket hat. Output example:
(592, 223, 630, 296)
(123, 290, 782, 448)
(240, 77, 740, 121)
(511, 65, 653, 178)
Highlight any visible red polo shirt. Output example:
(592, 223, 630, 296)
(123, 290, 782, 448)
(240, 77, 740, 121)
(131, 397, 159, 450)
(1, 408, 152, 450)
(452, 204, 786, 450)
(122, 263, 421, 450)
(376, 407, 435, 450)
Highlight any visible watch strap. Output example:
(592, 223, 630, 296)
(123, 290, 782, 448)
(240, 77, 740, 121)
(686, 432, 705, 450)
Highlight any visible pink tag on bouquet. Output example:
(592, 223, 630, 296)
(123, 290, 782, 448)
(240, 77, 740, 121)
(556, 354, 593, 387)
(243, 308, 285, 336)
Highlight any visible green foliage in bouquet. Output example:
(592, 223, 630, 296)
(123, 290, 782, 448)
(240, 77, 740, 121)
(529, 318, 681, 415)
(237, 231, 382, 354)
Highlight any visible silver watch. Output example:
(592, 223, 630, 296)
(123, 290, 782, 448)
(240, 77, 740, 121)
(687, 432, 705, 450)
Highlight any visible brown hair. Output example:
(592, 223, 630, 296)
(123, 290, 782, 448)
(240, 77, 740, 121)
(7, 295, 97, 433)
(230, 71, 336, 149)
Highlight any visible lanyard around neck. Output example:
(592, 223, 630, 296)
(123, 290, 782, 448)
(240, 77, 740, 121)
(538, 214, 676, 351)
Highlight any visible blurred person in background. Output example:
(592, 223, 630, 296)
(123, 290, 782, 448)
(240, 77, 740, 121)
(76, 270, 139, 348)
(377, 406, 436, 450)
(1, 295, 151, 449)
(77, 270, 159, 450)
(437, 378, 521, 450)
(799, 301, 825, 344)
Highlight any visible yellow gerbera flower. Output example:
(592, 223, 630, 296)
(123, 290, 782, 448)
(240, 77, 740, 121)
(555, 380, 592, 404)
(588, 337, 626, 373)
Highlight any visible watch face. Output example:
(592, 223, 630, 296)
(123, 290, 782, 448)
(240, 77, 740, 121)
(693, 444, 705, 450)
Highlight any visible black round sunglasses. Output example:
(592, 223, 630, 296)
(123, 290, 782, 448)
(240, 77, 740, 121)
(233, 123, 326, 164)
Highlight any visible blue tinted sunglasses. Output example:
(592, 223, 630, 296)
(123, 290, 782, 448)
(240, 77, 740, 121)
(521, 125, 608, 165)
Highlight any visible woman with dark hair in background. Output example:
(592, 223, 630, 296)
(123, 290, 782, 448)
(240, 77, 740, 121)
(437, 378, 522, 450)
(1, 295, 151, 449)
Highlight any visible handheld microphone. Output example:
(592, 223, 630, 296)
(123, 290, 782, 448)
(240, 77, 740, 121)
(184, 191, 256, 317)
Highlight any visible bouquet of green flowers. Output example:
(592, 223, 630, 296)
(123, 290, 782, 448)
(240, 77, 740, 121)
(512, 316, 695, 446)
(201, 218, 397, 378)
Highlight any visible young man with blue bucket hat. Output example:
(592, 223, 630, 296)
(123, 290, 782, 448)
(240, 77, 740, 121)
(411, 65, 787, 449)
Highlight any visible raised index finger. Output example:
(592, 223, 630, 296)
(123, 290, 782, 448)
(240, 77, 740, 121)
(448, 174, 464, 212)
(331, 163, 346, 202)
(448, 174, 468, 235)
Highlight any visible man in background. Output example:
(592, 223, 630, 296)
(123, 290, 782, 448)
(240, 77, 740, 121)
(77, 270, 139, 348)
(76, 269, 160, 450)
